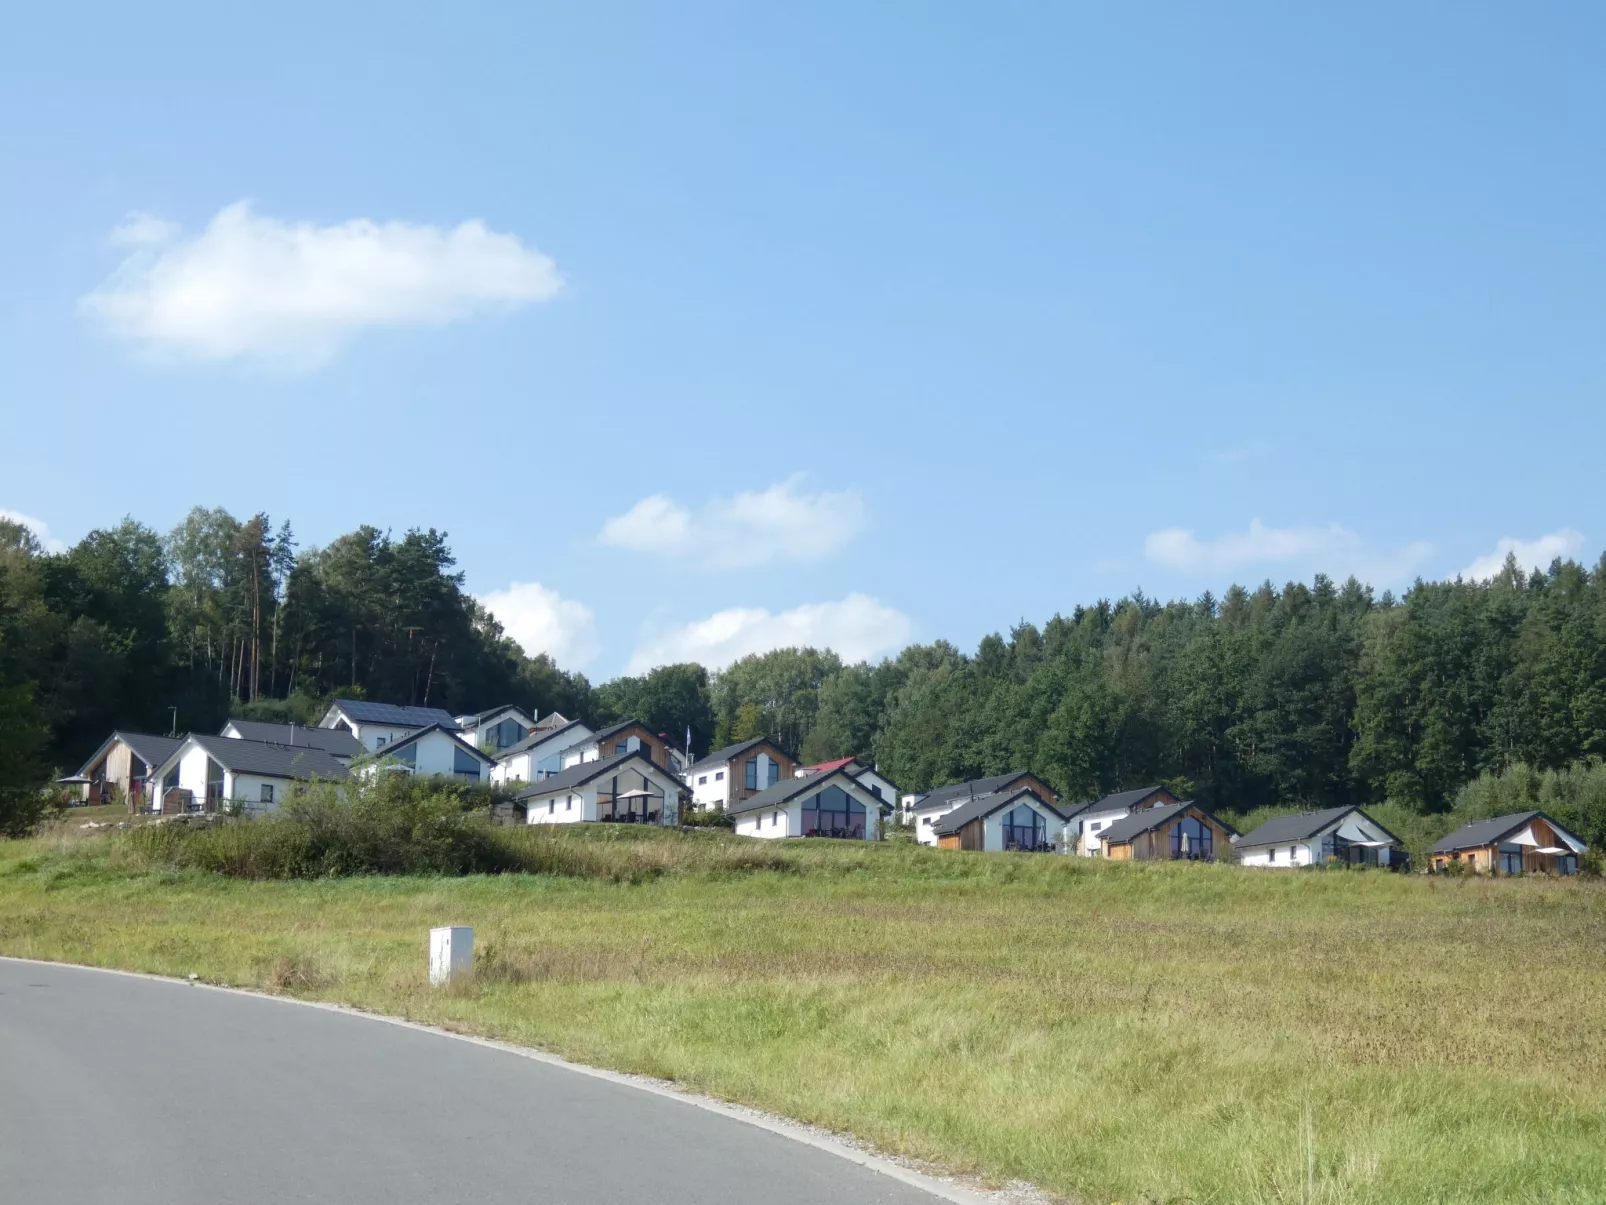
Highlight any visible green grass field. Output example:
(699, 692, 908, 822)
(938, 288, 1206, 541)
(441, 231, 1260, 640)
(2, 824, 1603, 1204)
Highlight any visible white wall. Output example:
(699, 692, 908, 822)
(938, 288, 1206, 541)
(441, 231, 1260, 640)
(1238, 812, 1400, 869)
(360, 724, 417, 754)
(689, 763, 731, 810)
(525, 789, 590, 825)
(854, 769, 897, 809)
(980, 796, 1066, 852)
(227, 772, 294, 814)
(736, 801, 797, 839)
(170, 742, 215, 810)
(912, 802, 958, 846)
(1075, 807, 1132, 856)
(396, 730, 487, 779)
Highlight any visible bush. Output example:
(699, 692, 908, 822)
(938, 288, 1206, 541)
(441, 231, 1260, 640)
(127, 774, 518, 879)
(682, 806, 734, 829)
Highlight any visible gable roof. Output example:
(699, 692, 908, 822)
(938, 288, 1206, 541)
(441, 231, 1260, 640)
(727, 766, 893, 817)
(1237, 806, 1401, 849)
(802, 757, 860, 775)
(76, 731, 186, 777)
(492, 719, 590, 764)
(514, 749, 680, 800)
(456, 703, 534, 729)
(221, 719, 362, 759)
(1067, 786, 1174, 819)
(932, 787, 1065, 837)
(590, 718, 662, 745)
(531, 712, 570, 733)
(912, 771, 1058, 812)
(1428, 811, 1585, 854)
(372, 723, 497, 767)
(323, 699, 461, 730)
(687, 736, 792, 774)
(173, 734, 349, 781)
(1098, 801, 1236, 846)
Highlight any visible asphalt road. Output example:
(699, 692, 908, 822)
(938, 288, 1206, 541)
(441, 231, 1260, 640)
(0, 959, 950, 1205)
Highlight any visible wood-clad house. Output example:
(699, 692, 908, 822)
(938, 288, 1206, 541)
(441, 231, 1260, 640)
(1062, 786, 1181, 857)
(931, 787, 1067, 852)
(68, 731, 185, 810)
(909, 772, 1062, 846)
(1098, 801, 1237, 863)
(685, 737, 799, 811)
(1428, 811, 1585, 875)
(558, 719, 682, 774)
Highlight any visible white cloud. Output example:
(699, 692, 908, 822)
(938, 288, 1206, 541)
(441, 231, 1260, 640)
(479, 582, 599, 670)
(108, 212, 181, 247)
(1460, 529, 1585, 581)
(627, 594, 913, 674)
(0, 509, 66, 552)
(81, 201, 562, 370)
(1144, 518, 1433, 586)
(599, 477, 866, 569)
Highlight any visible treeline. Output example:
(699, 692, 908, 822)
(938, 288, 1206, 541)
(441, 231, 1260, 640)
(3, 509, 1605, 821)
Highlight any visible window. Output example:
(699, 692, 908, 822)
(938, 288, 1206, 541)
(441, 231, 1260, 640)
(260, 784, 275, 804)
(1499, 845, 1523, 875)
(616, 741, 629, 755)
(1268, 847, 1277, 863)
(802, 785, 866, 839)
(376, 736, 388, 749)
(745, 758, 758, 790)
(1000, 804, 1047, 851)
(453, 747, 481, 781)
(772, 810, 780, 828)
(1169, 815, 1214, 861)
(566, 795, 573, 811)
(698, 775, 708, 785)
(715, 771, 724, 781)
(870, 783, 883, 799)
(922, 816, 933, 827)
(549, 799, 555, 815)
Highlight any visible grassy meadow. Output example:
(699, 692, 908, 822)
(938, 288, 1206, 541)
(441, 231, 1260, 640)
(2, 821, 1603, 1205)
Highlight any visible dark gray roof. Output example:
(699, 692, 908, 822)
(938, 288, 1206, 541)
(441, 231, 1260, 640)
(1428, 811, 1563, 854)
(457, 703, 532, 727)
(514, 749, 678, 800)
(728, 768, 893, 817)
(76, 731, 185, 777)
(1098, 801, 1235, 846)
(326, 699, 461, 730)
(531, 712, 571, 733)
(222, 719, 362, 758)
(180, 734, 349, 781)
(1068, 786, 1173, 818)
(932, 787, 1063, 837)
(1237, 806, 1400, 849)
(493, 719, 588, 763)
(687, 736, 791, 774)
(373, 723, 496, 765)
(912, 772, 1057, 811)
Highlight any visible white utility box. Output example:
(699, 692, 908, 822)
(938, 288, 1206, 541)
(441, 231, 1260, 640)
(429, 926, 474, 985)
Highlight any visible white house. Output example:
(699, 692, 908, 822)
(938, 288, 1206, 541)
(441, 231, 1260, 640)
(729, 767, 891, 840)
(685, 738, 797, 812)
(909, 772, 1061, 847)
(516, 749, 685, 827)
(1236, 805, 1407, 869)
(556, 720, 683, 774)
(490, 719, 593, 786)
(930, 787, 1067, 852)
(318, 698, 462, 753)
(1064, 786, 1180, 857)
(794, 757, 901, 812)
(219, 718, 362, 762)
(454, 704, 537, 753)
(366, 724, 498, 783)
(146, 734, 349, 815)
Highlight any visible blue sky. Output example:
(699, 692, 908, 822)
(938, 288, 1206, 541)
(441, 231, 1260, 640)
(3, 2, 1603, 680)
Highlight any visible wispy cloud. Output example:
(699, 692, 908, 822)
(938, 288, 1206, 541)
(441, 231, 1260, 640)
(1144, 518, 1433, 586)
(478, 582, 599, 670)
(1460, 529, 1585, 581)
(599, 477, 866, 570)
(0, 508, 66, 552)
(627, 594, 912, 674)
(82, 201, 562, 370)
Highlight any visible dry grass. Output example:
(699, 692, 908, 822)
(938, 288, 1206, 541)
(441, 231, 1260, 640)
(2, 825, 1603, 1204)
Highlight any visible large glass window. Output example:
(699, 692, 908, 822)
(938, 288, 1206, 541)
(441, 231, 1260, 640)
(802, 785, 865, 839)
(1499, 844, 1523, 875)
(597, 772, 664, 823)
(1000, 804, 1047, 851)
(1169, 815, 1214, 861)
(745, 758, 759, 790)
(453, 746, 481, 780)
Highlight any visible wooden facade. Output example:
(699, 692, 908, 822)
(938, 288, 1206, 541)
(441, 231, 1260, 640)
(597, 722, 678, 772)
(937, 819, 987, 851)
(1431, 816, 1579, 874)
(1103, 804, 1235, 863)
(727, 741, 798, 808)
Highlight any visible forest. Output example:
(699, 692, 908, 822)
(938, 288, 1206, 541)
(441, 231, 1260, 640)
(3, 507, 1605, 830)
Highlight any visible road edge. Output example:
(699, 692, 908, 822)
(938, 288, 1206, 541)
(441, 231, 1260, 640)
(0, 954, 1010, 1205)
